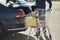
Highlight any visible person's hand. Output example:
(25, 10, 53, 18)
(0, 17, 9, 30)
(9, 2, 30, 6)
(47, 8, 52, 11)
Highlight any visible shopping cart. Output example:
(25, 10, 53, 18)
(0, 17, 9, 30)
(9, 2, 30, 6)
(35, 9, 52, 40)
(25, 9, 52, 40)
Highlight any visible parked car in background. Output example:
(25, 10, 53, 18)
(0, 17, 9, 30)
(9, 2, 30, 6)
(0, 4, 27, 36)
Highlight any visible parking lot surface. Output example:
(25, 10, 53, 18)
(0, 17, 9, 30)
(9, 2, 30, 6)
(0, 33, 36, 40)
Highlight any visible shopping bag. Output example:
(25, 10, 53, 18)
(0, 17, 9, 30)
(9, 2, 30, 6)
(25, 17, 39, 28)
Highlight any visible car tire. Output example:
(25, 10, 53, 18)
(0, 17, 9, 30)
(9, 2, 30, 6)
(0, 23, 6, 36)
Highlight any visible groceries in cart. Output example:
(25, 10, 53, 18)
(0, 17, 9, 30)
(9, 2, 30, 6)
(25, 11, 39, 28)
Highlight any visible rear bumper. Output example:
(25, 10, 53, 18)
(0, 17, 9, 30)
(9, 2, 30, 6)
(7, 27, 27, 31)
(3, 23, 27, 32)
(0, 18, 27, 32)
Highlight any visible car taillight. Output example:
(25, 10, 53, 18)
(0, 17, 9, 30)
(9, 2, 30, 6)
(16, 12, 25, 18)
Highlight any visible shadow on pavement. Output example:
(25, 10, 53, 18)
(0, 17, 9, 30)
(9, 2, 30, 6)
(0, 33, 36, 40)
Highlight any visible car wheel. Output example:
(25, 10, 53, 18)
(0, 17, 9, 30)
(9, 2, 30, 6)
(0, 22, 5, 36)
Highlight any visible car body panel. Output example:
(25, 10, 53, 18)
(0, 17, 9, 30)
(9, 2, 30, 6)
(0, 4, 27, 32)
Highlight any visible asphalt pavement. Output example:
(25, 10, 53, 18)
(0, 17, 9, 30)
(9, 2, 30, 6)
(0, 33, 36, 40)
(48, 2, 60, 40)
